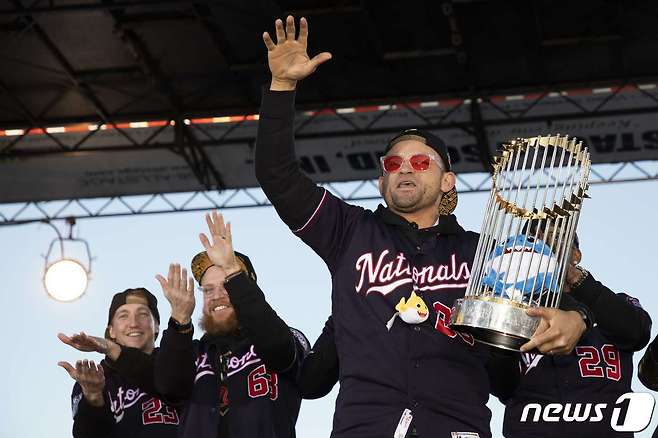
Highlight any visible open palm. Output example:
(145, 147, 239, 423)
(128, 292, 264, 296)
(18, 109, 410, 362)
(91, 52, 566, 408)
(199, 211, 240, 274)
(58, 359, 106, 401)
(263, 16, 332, 86)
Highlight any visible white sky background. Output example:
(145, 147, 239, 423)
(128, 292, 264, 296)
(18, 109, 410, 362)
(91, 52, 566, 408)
(1, 178, 657, 437)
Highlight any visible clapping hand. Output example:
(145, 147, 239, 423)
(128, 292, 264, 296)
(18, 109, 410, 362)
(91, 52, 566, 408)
(156, 263, 195, 325)
(58, 359, 106, 407)
(199, 211, 241, 277)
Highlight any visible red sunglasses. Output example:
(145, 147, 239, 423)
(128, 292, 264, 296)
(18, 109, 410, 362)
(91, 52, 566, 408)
(380, 153, 443, 173)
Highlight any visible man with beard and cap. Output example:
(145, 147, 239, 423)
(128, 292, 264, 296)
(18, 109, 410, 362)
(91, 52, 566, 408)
(255, 15, 595, 438)
(58, 288, 179, 438)
(152, 211, 311, 438)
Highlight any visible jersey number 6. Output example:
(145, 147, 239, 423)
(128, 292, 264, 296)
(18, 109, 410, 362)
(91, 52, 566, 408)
(247, 364, 279, 401)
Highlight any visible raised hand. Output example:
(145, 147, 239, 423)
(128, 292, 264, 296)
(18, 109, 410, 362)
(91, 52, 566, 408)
(58, 359, 106, 407)
(263, 16, 332, 90)
(156, 263, 195, 324)
(520, 308, 586, 355)
(58, 332, 122, 361)
(199, 211, 241, 277)
(58, 332, 111, 354)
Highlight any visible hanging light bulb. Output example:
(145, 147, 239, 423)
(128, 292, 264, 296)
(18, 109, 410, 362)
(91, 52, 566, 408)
(42, 218, 92, 302)
(44, 259, 89, 302)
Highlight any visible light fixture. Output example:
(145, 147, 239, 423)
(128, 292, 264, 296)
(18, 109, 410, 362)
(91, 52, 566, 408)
(42, 218, 93, 302)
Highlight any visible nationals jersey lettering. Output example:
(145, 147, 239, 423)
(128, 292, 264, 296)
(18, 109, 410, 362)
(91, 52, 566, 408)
(71, 361, 179, 438)
(177, 328, 309, 438)
(227, 345, 261, 377)
(355, 250, 470, 295)
(194, 352, 215, 382)
(109, 386, 148, 421)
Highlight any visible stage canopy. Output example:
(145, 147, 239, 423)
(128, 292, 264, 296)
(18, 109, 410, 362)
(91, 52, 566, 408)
(1, 0, 657, 223)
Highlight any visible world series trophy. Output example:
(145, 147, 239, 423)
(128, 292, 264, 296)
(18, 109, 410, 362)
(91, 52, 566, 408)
(450, 134, 591, 350)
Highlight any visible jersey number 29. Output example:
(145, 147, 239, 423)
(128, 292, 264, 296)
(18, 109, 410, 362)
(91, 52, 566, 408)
(576, 344, 621, 381)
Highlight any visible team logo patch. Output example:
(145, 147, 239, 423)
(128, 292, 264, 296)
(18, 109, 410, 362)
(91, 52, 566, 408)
(290, 327, 311, 355)
(625, 295, 643, 309)
(521, 352, 544, 374)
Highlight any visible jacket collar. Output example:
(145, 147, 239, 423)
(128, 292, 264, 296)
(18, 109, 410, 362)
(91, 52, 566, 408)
(201, 330, 248, 352)
(374, 204, 464, 235)
(374, 204, 464, 248)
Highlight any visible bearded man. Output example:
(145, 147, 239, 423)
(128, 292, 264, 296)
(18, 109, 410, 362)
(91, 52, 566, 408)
(152, 211, 311, 438)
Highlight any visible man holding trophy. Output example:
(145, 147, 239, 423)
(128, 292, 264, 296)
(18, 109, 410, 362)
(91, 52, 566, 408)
(255, 15, 593, 438)
(502, 231, 651, 437)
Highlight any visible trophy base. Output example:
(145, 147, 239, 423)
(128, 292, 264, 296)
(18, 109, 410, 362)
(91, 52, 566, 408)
(450, 296, 540, 351)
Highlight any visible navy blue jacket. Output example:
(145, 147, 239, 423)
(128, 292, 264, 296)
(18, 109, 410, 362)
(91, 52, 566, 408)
(154, 271, 311, 438)
(70, 349, 179, 438)
(503, 274, 651, 437)
(255, 89, 534, 438)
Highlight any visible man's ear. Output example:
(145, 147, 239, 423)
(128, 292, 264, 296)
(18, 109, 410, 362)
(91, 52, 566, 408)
(441, 171, 456, 193)
(571, 247, 582, 266)
(108, 325, 115, 340)
(378, 176, 385, 197)
(153, 317, 160, 341)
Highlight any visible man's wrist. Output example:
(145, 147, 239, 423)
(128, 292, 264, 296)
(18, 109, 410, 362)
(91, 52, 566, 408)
(83, 391, 104, 407)
(270, 77, 297, 91)
(223, 269, 244, 284)
(573, 307, 595, 330)
(169, 316, 193, 333)
(224, 263, 242, 278)
(105, 340, 121, 361)
(171, 313, 192, 325)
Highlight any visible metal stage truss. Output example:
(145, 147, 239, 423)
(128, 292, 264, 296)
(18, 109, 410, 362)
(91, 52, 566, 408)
(2, 159, 657, 226)
(2, 80, 658, 225)
(2, 1, 658, 226)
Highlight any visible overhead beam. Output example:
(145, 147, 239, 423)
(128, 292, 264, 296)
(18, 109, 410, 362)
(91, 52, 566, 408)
(1, 164, 656, 226)
(0, 0, 216, 16)
(4, 101, 658, 158)
(1, 74, 658, 130)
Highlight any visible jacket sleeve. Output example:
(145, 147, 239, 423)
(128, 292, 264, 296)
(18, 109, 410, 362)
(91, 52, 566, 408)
(485, 349, 521, 402)
(299, 316, 339, 399)
(226, 272, 303, 373)
(153, 320, 197, 403)
(255, 88, 324, 231)
(71, 383, 114, 438)
(255, 89, 366, 269)
(638, 335, 658, 391)
(558, 293, 594, 323)
(570, 272, 651, 351)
